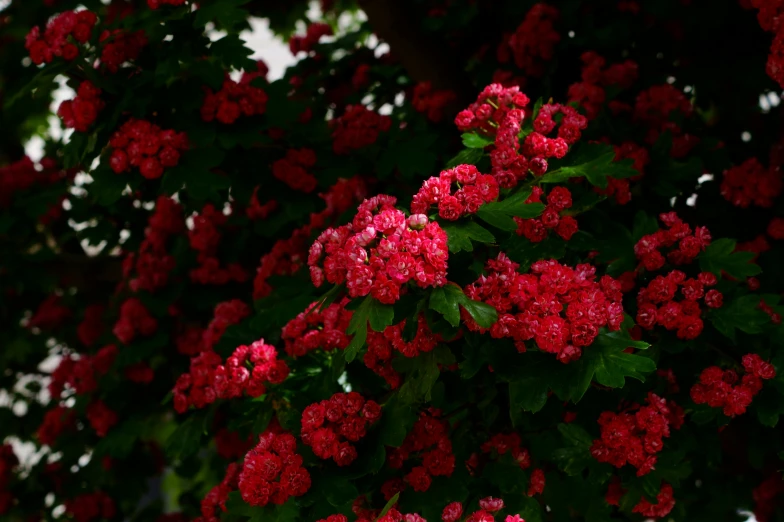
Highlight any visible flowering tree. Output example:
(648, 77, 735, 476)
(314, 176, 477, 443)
(3, 0, 784, 521)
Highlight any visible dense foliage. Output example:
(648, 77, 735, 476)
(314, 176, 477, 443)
(2, 0, 784, 521)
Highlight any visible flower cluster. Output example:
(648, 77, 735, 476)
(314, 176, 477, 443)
(590, 393, 684, 476)
(317, 508, 429, 522)
(634, 212, 711, 271)
(594, 141, 649, 205)
(147, 0, 187, 8)
(481, 432, 531, 470)
(126, 196, 184, 293)
(25, 10, 96, 64)
(720, 158, 783, 208)
(246, 187, 278, 220)
(99, 29, 147, 73)
(0, 444, 17, 514)
(188, 204, 248, 286)
(213, 339, 290, 400)
(524, 103, 587, 173)
(497, 3, 560, 78)
(458, 84, 587, 187)
(37, 406, 76, 446)
(28, 294, 71, 330)
(411, 82, 456, 123)
(373, 315, 441, 359)
(77, 304, 105, 347)
(199, 463, 239, 522)
(176, 325, 206, 356)
(173, 350, 222, 413)
(214, 428, 253, 460)
(528, 468, 546, 497)
(112, 297, 157, 344)
(203, 299, 251, 351)
(636, 270, 722, 340)
(480, 434, 543, 496)
(753, 473, 784, 522)
(308, 195, 449, 303)
(411, 164, 500, 220)
(272, 148, 318, 193)
(125, 362, 154, 384)
(456, 84, 532, 188)
(49, 344, 117, 398)
(0, 157, 69, 208)
(109, 119, 189, 179)
(238, 429, 311, 507)
(253, 177, 367, 299)
(607, 478, 676, 519)
(281, 299, 352, 357)
(331, 105, 392, 155)
(64, 491, 116, 522)
(443, 500, 526, 522)
(388, 410, 455, 492)
(364, 316, 443, 389)
(86, 400, 118, 437)
(364, 330, 402, 389)
(568, 51, 638, 119)
(300, 392, 382, 466)
(748, 0, 784, 87)
(289, 22, 333, 55)
(690, 353, 776, 417)
(57, 81, 104, 132)
(634, 84, 696, 157)
(464, 254, 623, 363)
(515, 186, 578, 242)
(201, 63, 269, 124)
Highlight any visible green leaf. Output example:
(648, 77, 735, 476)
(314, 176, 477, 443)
(90, 168, 129, 206)
(368, 300, 395, 333)
(398, 352, 441, 404)
(377, 493, 400, 520)
(343, 296, 394, 361)
(442, 221, 496, 253)
(552, 423, 594, 476)
(429, 284, 498, 328)
(164, 414, 204, 460)
(708, 294, 771, 341)
(477, 188, 544, 231)
(572, 329, 655, 392)
(378, 396, 416, 447)
(446, 148, 484, 168)
(460, 298, 498, 329)
(461, 133, 493, 149)
(429, 286, 463, 327)
(225, 491, 256, 517)
(543, 143, 637, 188)
(509, 379, 548, 414)
(321, 476, 359, 507)
(699, 238, 762, 279)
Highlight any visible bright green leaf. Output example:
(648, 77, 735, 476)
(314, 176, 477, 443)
(461, 133, 493, 149)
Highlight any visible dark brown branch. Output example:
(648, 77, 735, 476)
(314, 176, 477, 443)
(357, 0, 475, 111)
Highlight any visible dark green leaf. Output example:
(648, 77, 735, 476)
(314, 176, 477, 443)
(446, 148, 484, 169)
(708, 294, 770, 341)
(442, 221, 496, 253)
(477, 188, 544, 231)
(509, 379, 548, 414)
(699, 238, 762, 279)
(569, 327, 655, 396)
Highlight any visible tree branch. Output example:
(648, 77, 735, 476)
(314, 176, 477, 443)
(357, 0, 475, 111)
